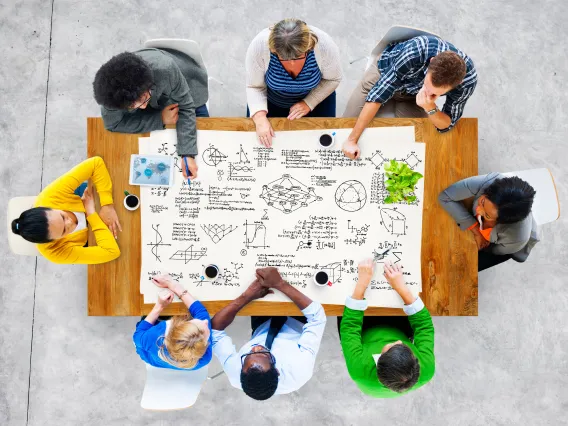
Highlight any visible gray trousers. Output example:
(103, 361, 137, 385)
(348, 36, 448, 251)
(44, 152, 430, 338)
(342, 62, 427, 119)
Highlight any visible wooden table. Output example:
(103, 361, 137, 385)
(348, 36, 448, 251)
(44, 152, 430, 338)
(87, 117, 478, 316)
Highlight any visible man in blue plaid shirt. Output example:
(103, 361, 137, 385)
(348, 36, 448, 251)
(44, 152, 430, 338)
(342, 35, 477, 159)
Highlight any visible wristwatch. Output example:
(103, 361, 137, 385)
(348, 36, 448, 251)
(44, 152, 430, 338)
(178, 289, 188, 299)
(426, 106, 439, 116)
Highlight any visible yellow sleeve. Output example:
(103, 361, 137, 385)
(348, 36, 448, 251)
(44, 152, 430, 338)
(38, 213, 120, 264)
(40, 156, 114, 206)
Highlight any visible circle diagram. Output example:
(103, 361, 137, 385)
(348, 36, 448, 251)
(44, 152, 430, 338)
(335, 180, 367, 212)
(202, 146, 227, 167)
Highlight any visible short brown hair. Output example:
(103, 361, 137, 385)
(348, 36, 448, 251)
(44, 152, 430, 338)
(428, 51, 466, 89)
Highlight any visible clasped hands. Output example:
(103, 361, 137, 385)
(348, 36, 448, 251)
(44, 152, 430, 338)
(242, 267, 286, 301)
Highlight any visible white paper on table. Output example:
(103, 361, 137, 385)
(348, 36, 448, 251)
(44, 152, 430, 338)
(138, 126, 425, 307)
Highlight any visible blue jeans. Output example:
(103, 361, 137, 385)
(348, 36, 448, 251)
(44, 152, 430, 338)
(195, 104, 209, 117)
(246, 91, 336, 118)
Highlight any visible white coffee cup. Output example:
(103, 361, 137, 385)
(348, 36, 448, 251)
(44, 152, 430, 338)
(313, 270, 330, 287)
(124, 194, 140, 211)
(318, 133, 335, 149)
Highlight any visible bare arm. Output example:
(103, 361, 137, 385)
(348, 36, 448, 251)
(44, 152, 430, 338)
(211, 280, 272, 330)
(255, 267, 312, 310)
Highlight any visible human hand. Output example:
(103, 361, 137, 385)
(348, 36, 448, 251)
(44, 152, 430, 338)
(181, 156, 198, 179)
(252, 112, 275, 147)
(255, 267, 286, 290)
(288, 101, 311, 120)
(357, 258, 375, 288)
(151, 274, 175, 291)
(242, 279, 273, 301)
(161, 103, 179, 125)
(81, 185, 96, 216)
(416, 87, 437, 111)
(157, 289, 174, 309)
(342, 138, 361, 160)
(472, 230, 490, 250)
(99, 205, 122, 239)
(383, 261, 405, 291)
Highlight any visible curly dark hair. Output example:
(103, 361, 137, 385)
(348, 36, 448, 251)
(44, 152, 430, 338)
(377, 344, 420, 393)
(484, 176, 536, 224)
(240, 364, 279, 400)
(429, 51, 466, 89)
(93, 52, 154, 109)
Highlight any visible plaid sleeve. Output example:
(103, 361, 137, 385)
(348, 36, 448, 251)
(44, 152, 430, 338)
(366, 38, 424, 104)
(365, 67, 400, 104)
(439, 81, 476, 132)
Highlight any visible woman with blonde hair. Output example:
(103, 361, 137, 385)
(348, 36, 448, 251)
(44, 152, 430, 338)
(133, 275, 212, 370)
(246, 18, 343, 147)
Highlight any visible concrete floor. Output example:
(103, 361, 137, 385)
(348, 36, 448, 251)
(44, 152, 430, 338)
(1, 0, 567, 425)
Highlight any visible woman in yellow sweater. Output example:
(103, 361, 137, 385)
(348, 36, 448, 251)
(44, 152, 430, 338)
(10, 156, 121, 264)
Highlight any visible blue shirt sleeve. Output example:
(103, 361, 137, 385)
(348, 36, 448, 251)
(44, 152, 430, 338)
(189, 301, 210, 321)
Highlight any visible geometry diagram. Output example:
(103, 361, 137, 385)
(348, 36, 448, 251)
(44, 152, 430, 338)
(373, 249, 402, 264)
(335, 180, 367, 212)
(368, 150, 389, 169)
(260, 174, 322, 214)
(400, 152, 421, 170)
(380, 208, 407, 236)
(201, 224, 238, 244)
(169, 245, 207, 264)
(202, 145, 227, 167)
(237, 144, 250, 163)
(243, 220, 269, 249)
(146, 224, 171, 262)
(321, 262, 342, 284)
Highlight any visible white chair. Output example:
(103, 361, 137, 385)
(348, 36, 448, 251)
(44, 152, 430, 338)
(144, 38, 224, 110)
(351, 25, 443, 71)
(502, 168, 560, 226)
(7, 196, 40, 256)
(140, 363, 209, 410)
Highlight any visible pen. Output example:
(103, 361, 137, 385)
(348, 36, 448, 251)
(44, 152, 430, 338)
(183, 157, 191, 187)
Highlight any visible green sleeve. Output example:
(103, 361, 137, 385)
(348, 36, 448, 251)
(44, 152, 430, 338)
(408, 307, 436, 382)
(340, 306, 367, 380)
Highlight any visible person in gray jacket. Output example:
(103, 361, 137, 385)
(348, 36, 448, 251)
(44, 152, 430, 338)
(93, 49, 209, 179)
(438, 173, 537, 271)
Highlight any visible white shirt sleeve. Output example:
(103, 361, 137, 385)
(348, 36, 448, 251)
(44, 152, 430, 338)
(402, 296, 425, 316)
(211, 329, 243, 389)
(345, 296, 368, 311)
(303, 27, 343, 110)
(245, 29, 270, 117)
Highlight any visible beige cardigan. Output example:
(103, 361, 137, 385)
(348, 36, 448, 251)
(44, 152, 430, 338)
(245, 26, 343, 117)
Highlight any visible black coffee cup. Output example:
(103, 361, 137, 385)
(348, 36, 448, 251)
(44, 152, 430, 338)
(314, 271, 329, 286)
(123, 194, 140, 211)
(204, 264, 219, 279)
(319, 133, 333, 147)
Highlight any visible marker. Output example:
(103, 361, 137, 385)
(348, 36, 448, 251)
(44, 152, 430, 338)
(183, 157, 192, 187)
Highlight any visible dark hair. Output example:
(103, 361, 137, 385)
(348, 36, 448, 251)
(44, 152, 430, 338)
(93, 52, 154, 109)
(429, 51, 466, 88)
(240, 364, 279, 400)
(484, 176, 536, 224)
(377, 344, 420, 393)
(11, 207, 52, 244)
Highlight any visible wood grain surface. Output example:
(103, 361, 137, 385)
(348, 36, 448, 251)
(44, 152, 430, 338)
(87, 117, 478, 316)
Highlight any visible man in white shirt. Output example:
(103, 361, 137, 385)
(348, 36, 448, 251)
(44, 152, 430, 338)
(211, 267, 327, 400)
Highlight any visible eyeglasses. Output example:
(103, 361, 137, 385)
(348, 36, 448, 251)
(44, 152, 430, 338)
(278, 55, 307, 62)
(128, 91, 152, 112)
(241, 348, 276, 366)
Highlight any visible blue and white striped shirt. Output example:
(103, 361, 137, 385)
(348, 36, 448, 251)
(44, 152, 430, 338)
(366, 36, 477, 132)
(266, 50, 322, 108)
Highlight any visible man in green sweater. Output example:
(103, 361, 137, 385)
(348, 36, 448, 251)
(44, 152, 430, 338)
(339, 259, 435, 397)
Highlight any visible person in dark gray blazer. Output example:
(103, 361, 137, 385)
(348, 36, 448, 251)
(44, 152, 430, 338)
(93, 48, 209, 179)
(438, 173, 538, 271)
